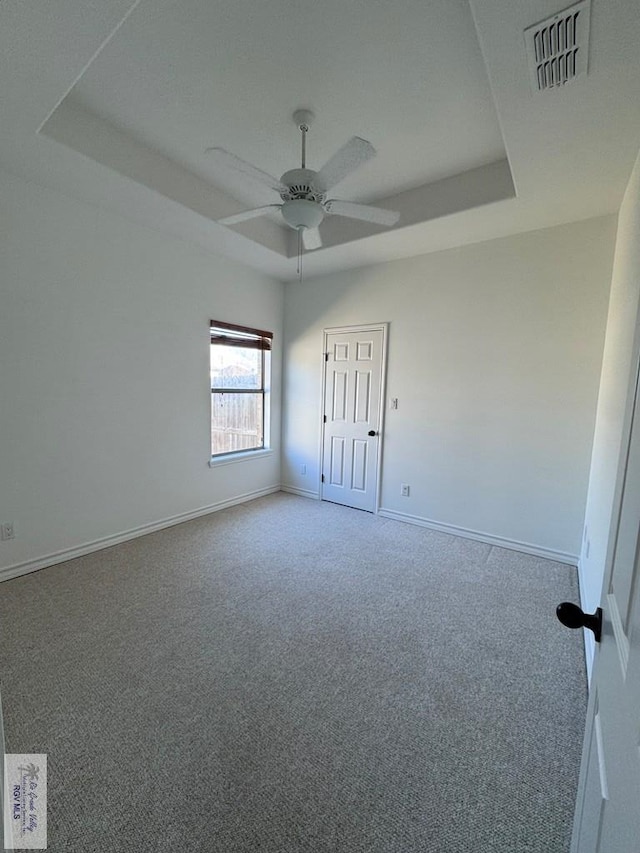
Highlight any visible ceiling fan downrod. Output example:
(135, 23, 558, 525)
(300, 122, 307, 168)
(293, 108, 314, 169)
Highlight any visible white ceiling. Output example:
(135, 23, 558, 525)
(2, 0, 640, 280)
(68, 0, 506, 202)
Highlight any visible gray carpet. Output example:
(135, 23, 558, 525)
(0, 492, 586, 852)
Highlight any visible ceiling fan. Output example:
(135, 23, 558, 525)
(207, 109, 400, 253)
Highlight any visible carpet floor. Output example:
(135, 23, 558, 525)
(0, 493, 587, 852)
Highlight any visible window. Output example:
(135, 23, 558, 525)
(210, 320, 272, 458)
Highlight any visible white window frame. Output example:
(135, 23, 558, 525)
(209, 320, 273, 463)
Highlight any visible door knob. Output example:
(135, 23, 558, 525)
(556, 602, 602, 643)
(368, 430, 378, 436)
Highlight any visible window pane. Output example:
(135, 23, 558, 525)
(211, 392, 263, 455)
(211, 344, 262, 389)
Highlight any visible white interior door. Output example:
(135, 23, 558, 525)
(321, 326, 385, 512)
(570, 362, 640, 852)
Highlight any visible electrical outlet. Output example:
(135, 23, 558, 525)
(300, 464, 307, 475)
(1, 522, 15, 541)
(401, 484, 410, 497)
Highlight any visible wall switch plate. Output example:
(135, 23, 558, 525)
(1, 522, 15, 540)
(401, 484, 410, 497)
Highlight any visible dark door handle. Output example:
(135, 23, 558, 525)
(368, 430, 378, 436)
(556, 602, 602, 643)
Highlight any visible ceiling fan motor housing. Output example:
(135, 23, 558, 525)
(280, 168, 326, 203)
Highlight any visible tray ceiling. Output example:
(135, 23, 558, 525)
(2, 0, 640, 279)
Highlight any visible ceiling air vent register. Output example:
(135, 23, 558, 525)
(524, 0, 591, 93)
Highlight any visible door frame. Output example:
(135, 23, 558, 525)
(319, 322, 389, 513)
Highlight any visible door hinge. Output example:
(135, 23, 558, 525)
(323, 414, 327, 423)
(324, 352, 329, 362)
(321, 474, 325, 483)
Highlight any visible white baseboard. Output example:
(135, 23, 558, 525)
(280, 485, 320, 500)
(0, 485, 281, 584)
(378, 507, 579, 566)
(0, 488, 580, 585)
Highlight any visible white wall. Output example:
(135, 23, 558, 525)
(0, 168, 283, 578)
(282, 217, 616, 560)
(580, 150, 640, 675)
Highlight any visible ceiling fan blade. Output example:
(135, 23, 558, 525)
(206, 147, 287, 194)
(218, 204, 282, 226)
(314, 137, 376, 191)
(302, 227, 322, 250)
(325, 199, 400, 227)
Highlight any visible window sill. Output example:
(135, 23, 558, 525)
(209, 449, 274, 468)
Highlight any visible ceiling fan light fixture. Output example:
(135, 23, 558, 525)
(281, 199, 325, 231)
